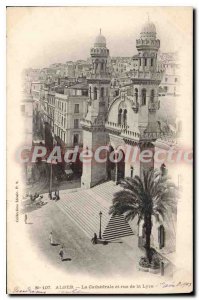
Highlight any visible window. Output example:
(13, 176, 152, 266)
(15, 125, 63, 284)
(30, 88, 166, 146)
(164, 86, 168, 92)
(74, 104, 79, 113)
(141, 89, 146, 105)
(82, 90, 88, 96)
(74, 119, 79, 129)
(135, 88, 138, 101)
(118, 109, 122, 125)
(73, 134, 79, 145)
(151, 58, 153, 67)
(89, 87, 92, 99)
(144, 58, 147, 66)
(94, 87, 97, 100)
(150, 90, 155, 102)
(175, 78, 178, 83)
(101, 87, 104, 98)
(123, 109, 127, 126)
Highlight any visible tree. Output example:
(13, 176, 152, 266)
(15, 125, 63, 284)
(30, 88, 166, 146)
(109, 169, 178, 263)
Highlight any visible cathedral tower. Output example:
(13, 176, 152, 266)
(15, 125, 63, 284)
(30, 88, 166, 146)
(132, 19, 161, 135)
(81, 31, 111, 188)
(132, 19, 162, 174)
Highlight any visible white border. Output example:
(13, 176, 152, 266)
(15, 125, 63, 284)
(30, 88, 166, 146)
(1, 1, 197, 299)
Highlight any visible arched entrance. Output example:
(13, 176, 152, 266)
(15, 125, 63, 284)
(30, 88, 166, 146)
(117, 149, 125, 181)
(107, 146, 125, 182)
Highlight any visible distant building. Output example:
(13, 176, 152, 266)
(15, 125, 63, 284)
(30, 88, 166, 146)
(20, 91, 34, 181)
(158, 52, 180, 96)
(21, 91, 34, 145)
(31, 81, 45, 111)
(42, 82, 88, 149)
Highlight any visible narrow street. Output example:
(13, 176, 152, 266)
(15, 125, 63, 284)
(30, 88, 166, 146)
(25, 161, 81, 195)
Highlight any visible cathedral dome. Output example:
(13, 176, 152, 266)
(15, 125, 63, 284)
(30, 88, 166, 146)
(94, 31, 106, 47)
(141, 21, 156, 34)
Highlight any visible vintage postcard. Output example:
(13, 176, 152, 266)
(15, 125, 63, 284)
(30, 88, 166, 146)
(7, 6, 193, 294)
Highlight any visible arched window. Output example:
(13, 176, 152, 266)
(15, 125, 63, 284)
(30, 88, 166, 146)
(94, 87, 97, 100)
(89, 87, 91, 99)
(123, 109, 127, 126)
(150, 89, 155, 102)
(118, 109, 122, 125)
(141, 89, 146, 105)
(101, 87, 104, 98)
(135, 88, 138, 101)
(73, 134, 79, 146)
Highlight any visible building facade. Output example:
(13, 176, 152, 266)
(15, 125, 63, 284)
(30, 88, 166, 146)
(80, 21, 176, 256)
(81, 21, 163, 188)
(41, 83, 88, 149)
(158, 52, 180, 96)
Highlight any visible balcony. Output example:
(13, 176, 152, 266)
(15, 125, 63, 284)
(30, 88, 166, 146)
(130, 70, 163, 81)
(87, 72, 111, 81)
(105, 121, 140, 141)
(136, 38, 160, 49)
(105, 121, 128, 132)
(140, 131, 161, 140)
(121, 129, 140, 140)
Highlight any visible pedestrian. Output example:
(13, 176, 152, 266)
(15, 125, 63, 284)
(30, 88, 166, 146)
(55, 190, 60, 201)
(59, 246, 64, 261)
(24, 214, 28, 224)
(49, 231, 54, 245)
(91, 233, 98, 244)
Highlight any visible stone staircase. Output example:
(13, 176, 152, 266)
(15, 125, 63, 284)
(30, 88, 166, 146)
(91, 181, 122, 205)
(103, 214, 134, 240)
(56, 181, 134, 240)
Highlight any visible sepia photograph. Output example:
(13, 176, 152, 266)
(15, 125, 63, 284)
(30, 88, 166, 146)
(6, 5, 193, 294)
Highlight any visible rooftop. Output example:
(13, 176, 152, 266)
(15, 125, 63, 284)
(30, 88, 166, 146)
(67, 82, 88, 90)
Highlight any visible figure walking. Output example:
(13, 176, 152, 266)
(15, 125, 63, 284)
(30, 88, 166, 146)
(24, 214, 28, 224)
(91, 233, 98, 244)
(49, 231, 54, 245)
(59, 246, 64, 261)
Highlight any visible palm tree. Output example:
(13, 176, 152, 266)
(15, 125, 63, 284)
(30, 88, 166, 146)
(109, 169, 178, 263)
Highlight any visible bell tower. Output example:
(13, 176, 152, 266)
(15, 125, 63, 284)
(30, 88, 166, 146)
(131, 20, 162, 175)
(132, 19, 161, 135)
(81, 30, 111, 188)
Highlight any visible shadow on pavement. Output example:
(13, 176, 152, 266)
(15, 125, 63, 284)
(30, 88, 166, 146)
(62, 258, 72, 262)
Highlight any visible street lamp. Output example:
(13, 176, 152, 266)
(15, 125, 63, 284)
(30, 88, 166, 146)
(99, 211, 102, 239)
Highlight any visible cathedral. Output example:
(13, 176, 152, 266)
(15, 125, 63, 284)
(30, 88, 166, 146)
(81, 20, 164, 189)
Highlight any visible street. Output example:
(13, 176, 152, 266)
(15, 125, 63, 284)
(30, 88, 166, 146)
(25, 194, 143, 277)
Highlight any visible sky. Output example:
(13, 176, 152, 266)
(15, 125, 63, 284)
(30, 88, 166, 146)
(7, 7, 192, 69)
